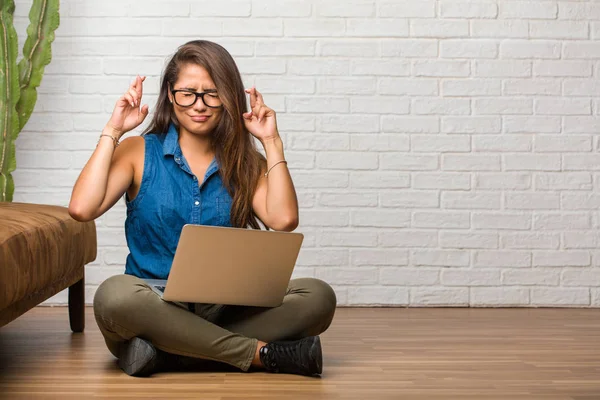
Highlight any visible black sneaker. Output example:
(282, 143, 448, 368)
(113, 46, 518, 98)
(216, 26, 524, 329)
(259, 336, 323, 376)
(118, 337, 161, 377)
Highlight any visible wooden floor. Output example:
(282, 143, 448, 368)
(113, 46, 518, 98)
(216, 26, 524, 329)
(0, 308, 599, 400)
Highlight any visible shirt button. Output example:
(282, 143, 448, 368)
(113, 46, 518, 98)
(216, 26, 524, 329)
(195, 201, 199, 206)
(193, 176, 197, 181)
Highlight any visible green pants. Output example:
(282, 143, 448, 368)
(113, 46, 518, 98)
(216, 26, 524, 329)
(93, 274, 337, 371)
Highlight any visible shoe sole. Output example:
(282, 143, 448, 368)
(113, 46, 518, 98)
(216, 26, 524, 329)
(310, 336, 323, 375)
(118, 337, 157, 377)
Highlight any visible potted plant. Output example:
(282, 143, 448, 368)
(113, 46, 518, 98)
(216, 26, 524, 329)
(0, 0, 60, 202)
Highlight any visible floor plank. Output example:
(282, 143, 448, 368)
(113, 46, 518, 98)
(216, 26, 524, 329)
(1, 307, 599, 399)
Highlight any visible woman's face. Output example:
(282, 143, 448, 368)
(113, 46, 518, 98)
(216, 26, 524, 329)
(168, 63, 223, 137)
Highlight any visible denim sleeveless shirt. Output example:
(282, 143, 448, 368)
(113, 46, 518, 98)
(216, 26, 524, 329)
(124, 123, 233, 279)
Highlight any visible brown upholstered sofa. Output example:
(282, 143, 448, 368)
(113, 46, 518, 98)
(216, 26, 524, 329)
(0, 202, 97, 331)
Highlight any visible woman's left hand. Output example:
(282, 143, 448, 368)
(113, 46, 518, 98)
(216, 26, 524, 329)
(243, 87, 279, 143)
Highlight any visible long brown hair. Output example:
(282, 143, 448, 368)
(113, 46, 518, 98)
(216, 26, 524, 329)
(143, 40, 266, 229)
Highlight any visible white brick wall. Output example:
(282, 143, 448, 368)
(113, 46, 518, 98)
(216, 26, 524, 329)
(12, 0, 600, 307)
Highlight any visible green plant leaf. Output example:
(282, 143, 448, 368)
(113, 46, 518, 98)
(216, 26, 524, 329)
(0, 170, 15, 202)
(17, 0, 59, 131)
(0, 0, 20, 202)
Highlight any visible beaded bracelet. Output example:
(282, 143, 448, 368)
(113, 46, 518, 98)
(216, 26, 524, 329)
(97, 134, 119, 148)
(264, 160, 287, 177)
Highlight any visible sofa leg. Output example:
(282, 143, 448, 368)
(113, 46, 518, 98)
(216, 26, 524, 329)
(68, 276, 85, 333)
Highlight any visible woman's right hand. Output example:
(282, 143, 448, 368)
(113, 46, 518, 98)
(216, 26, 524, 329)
(107, 75, 150, 137)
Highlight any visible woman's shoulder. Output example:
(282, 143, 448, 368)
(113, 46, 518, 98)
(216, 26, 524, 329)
(120, 133, 162, 151)
(113, 136, 145, 173)
(118, 135, 145, 153)
(116, 132, 166, 166)
(118, 136, 148, 199)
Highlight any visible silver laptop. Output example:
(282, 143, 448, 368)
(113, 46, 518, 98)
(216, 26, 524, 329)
(143, 224, 304, 307)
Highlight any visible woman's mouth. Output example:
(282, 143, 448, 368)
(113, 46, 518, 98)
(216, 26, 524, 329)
(190, 115, 210, 122)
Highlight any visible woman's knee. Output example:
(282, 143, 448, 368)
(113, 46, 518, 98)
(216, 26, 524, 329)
(295, 277, 337, 325)
(93, 274, 150, 320)
(313, 278, 337, 313)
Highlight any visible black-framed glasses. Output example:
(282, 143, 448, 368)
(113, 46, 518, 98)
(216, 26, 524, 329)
(171, 89, 223, 108)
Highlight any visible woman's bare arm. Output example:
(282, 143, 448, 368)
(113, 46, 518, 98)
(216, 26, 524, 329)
(68, 75, 149, 221)
(68, 135, 141, 221)
(244, 87, 298, 231)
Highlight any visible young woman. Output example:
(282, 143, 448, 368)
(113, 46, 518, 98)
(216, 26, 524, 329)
(69, 40, 337, 377)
